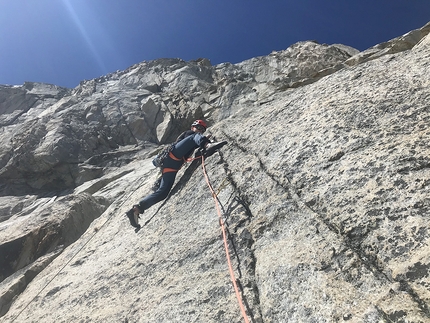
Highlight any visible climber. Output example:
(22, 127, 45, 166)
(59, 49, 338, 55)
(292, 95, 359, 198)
(125, 119, 227, 229)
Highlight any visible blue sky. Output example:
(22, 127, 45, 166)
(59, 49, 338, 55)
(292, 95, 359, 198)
(1, 0, 430, 88)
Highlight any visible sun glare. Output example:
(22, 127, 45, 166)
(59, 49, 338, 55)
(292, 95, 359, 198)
(60, 0, 108, 74)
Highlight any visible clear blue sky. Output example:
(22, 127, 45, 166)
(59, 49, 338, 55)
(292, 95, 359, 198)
(1, 0, 430, 88)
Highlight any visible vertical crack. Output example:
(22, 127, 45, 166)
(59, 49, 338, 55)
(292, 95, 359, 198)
(216, 151, 265, 323)
(219, 132, 430, 320)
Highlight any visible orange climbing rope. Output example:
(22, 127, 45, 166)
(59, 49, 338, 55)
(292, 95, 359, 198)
(201, 156, 250, 323)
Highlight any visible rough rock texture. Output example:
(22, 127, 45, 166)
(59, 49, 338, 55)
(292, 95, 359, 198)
(1, 22, 429, 322)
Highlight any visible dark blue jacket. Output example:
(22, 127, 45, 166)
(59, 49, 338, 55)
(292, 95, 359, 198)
(163, 130, 208, 170)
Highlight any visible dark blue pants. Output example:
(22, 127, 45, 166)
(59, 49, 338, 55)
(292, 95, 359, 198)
(138, 170, 177, 210)
(138, 132, 205, 211)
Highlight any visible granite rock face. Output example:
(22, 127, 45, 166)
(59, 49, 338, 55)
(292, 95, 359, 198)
(1, 23, 429, 322)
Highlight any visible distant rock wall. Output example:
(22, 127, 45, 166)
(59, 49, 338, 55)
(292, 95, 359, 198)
(0, 22, 429, 323)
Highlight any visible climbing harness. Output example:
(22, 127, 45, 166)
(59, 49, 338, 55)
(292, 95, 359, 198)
(168, 151, 182, 162)
(155, 144, 203, 174)
(162, 167, 179, 174)
(160, 153, 202, 174)
(200, 155, 250, 323)
(152, 142, 198, 168)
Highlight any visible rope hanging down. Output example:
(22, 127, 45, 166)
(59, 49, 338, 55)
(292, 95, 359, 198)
(200, 155, 250, 323)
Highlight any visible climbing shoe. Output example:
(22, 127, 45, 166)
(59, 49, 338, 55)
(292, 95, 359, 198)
(126, 205, 142, 229)
(134, 204, 144, 214)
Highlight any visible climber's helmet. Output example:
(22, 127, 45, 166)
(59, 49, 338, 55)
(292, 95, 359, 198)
(191, 119, 207, 133)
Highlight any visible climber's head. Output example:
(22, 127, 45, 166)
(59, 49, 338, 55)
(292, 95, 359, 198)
(191, 119, 207, 133)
